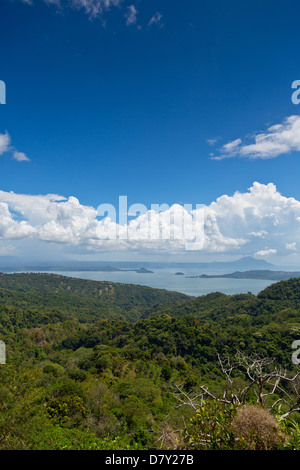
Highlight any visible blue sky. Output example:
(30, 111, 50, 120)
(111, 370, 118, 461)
(1, 0, 300, 264)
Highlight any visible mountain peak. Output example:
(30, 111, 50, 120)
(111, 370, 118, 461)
(235, 256, 274, 268)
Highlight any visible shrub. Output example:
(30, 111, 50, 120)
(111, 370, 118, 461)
(181, 400, 238, 450)
(232, 405, 283, 450)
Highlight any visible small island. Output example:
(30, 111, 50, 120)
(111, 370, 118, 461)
(135, 267, 153, 274)
(174, 272, 184, 276)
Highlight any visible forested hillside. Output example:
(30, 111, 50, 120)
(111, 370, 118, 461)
(0, 272, 189, 323)
(0, 273, 300, 450)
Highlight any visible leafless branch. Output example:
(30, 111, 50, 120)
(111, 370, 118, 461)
(173, 351, 300, 419)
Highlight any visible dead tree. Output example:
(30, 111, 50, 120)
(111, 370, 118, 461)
(173, 351, 300, 419)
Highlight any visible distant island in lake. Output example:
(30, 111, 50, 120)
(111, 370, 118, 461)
(187, 270, 300, 281)
(133, 267, 153, 274)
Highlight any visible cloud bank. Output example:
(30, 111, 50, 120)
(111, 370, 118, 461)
(0, 183, 299, 260)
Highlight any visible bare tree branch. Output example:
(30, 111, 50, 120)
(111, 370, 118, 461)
(172, 351, 300, 420)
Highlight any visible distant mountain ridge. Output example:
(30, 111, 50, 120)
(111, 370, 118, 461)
(0, 255, 274, 272)
(184, 256, 274, 271)
(188, 270, 300, 281)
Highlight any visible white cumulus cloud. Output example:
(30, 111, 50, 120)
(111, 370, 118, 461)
(0, 132, 30, 162)
(12, 151, 30, 162)
(0, 183, 299, 261)
(0, 132, 11, 156)
(212, 115, 300, 160)
(286, 242, 297, 251)
(255, 249, 277, 256)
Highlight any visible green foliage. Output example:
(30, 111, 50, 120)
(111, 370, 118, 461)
(278, 419, 300, 450)
(0, 273, 300, 450)
(0, 272, 189, 324)
(47, 395, 87, 426)
(181, 400, 238, 450)
(0, 365, 50, 449)
(181, 401, 289, 451)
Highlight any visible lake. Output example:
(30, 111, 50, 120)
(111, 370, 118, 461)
(28, 268, 275, 297)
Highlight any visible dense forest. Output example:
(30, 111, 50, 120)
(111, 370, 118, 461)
(0, 272, 300, 450)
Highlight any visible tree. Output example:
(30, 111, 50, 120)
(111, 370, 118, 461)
(173, 351, 300, 419)
(167, 351, 300, 450)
